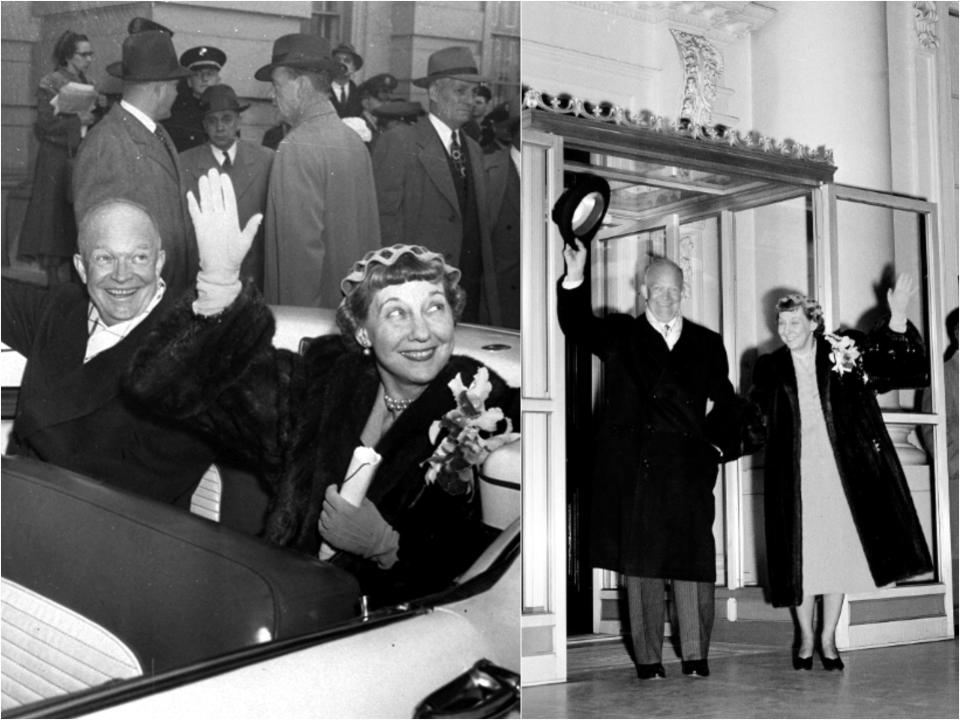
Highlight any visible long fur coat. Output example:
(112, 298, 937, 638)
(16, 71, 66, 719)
(750, 321, 933, 607)
(125, 283, 518, 603)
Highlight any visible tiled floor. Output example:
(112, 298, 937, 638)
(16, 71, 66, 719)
(521, 622, 959, 719)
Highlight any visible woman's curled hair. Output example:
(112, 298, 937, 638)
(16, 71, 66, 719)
(776, 293, 825, 335)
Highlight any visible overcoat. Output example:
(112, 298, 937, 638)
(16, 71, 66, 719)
(371, 116, 500, 324)
(263, 102, 380, 308)
(330, 79, 363, 119)
(482, 147, 520, 329)
(125, 283, 519, 604)
(558, 281, 744, 582)
(19, 67, 90, 262)
(179, 139, 274, 290)
(161, 84, 206, 152)
(73, 103, 198, 295)
(1, 279, 217, 505)
(751, 323, 933, 607)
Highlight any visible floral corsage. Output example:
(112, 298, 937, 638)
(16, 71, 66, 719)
(423, 367, 520, 498)
(825, 332, 862, 376)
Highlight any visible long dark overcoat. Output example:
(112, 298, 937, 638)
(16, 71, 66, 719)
(558, 281, 744, 582)
(125, 283, 519, 604)
(751, 323, 933, 607)
(1, 280, 216, 505)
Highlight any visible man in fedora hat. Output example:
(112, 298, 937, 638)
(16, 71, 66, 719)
(163, 45, 228, 152)
(330, 41, 364, 119)
(371, 46, 501, 326)
(74, 29, 198, 296)
(179, 85, 274, 290)
(255, 33, 379, 307)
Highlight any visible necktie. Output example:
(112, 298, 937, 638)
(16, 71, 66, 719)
(155, 126, 176, 164)
(221, 153, 232, 170)
(450, 131, 466, 180)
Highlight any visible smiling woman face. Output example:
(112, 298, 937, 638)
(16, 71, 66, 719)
(358, 280, 455, 399)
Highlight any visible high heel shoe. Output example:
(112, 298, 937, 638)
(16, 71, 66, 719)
(792, 653, 813, 670)
(819, 649, 844, 671)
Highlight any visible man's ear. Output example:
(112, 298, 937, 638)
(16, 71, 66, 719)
(639, 283, 649, 302)
(155, 249, 166, 276)
(73, 254, 87, 285)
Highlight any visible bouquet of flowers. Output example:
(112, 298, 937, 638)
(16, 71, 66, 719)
(423, 367, 520, 497)
(825, 332, 862, 376)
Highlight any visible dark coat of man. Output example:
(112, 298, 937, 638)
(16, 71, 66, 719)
(263, 104, 379, 308)
(1, 280, 217, 506)
(558, 281, 744, 581)
(372, 116, 499, 325)
(162, 83, 206, 152)
(330, 79, 363, 119)
(125, 283, 518, 604)
(180, 139, 274, 290)
(751, 324, 933, 607)
(73, 103, 197, 295)
(483, 147, 520, 329)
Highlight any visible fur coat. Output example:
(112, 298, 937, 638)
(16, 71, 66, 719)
(751, 322, 933, 607)
(125, 283, 519, 603)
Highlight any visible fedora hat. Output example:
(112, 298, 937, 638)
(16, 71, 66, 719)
(254, 34, 342, 81)
(107, 30, 191, 81)
(199, 85, 249, 115)
(332, 41, 363, 71)
(412, 46, 484, 88)
(127, 17, 173, 36)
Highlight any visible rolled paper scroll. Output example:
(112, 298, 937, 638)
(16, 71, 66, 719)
(318, 446, 383, 561)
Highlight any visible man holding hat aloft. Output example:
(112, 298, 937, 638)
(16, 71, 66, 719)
(371, 46, 500, 326)
(163, 45, 227, 152)
(179, 85, 274, 290)
(330, 41, 364, 119)
(256, 33, 379, 308)
(73, 29, 198, 295)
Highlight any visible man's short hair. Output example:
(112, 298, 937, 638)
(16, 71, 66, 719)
(284, 66, 332, 93)
(77, 199, 161, 255)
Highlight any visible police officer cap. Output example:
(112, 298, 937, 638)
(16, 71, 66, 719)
(359, 73, 398, 98)
(180, 46, 227, 71)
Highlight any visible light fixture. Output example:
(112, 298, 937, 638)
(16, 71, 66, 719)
(551, 174, 610, 249)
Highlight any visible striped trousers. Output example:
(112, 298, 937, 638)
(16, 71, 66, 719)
(625, 575, 714, 664)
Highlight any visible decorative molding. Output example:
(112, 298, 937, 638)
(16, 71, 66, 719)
(567, 1, 776, 42)
(672, 29, 724, 127)
(523, 87, 836, 166)
(913, 1, 940, 49)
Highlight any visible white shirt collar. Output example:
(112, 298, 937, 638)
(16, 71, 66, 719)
(645, 309, 683, 350)
(120, 99, 156, 133)
(210, 142, 237, 166)
(84, 280, 166, 363)
(428, 113, 460, 155)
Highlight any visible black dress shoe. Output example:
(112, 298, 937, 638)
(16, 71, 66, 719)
(792, 653, 813, 670)
(636, 663, 666, 680)
(819, 650, 844, 671)
(681, 659, 710, 677)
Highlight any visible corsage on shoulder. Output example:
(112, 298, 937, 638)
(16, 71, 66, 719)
(825, 333, 862, 376)
(423, 367, 520, 497)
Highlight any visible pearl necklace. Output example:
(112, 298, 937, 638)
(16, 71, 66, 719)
(384, 393, 412, 414)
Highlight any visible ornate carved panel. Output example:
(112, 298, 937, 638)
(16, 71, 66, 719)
(671, 29, 724, 127)
(914, 1, 940, 49)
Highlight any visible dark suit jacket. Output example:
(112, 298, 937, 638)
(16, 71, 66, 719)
(1, 279, 217, 506)
(558, 280, 743, 582)
(483, 148, 520, 329)
(372, 116, 499, 323)
(330, 80, 363, 118)
(179, 140, 274, 290)
(73, 103, 198, 295)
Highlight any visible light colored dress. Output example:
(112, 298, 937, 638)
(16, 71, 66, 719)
(792, 349, 876, 595)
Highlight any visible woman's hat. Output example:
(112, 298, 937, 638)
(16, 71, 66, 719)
(107, 30, 192, 81)
(199, 85, 249, 115)
(332, 41, 363, 71)
(254, 34, 342, 81)
(340, 245, 460, 296)
(180, 45, 227, 72)
(412, 46, 484, 88)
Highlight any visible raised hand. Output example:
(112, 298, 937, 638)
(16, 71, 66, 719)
(887, 272, 916, 324)
(562, 237, 588, 284)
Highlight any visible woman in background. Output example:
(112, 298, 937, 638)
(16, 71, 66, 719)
(19, 30, 98, 283)
(751, 278, 932, 671)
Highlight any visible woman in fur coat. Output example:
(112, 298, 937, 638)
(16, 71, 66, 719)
(750, 277, 932, 671)
(126, 170, 519, 606)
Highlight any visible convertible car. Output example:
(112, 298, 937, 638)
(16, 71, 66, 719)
(0, 307, 521, 719)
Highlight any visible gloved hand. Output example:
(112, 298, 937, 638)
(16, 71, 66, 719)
(886, 272, 915, 333)
(186, 168, 262, 315)
(319, 485, 399, 569)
